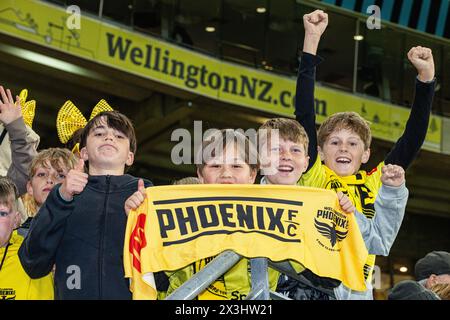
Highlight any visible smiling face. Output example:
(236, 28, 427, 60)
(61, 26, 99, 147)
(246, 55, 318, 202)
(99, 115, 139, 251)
(27, 160, 69, 206)
(197, 143, 257, 185)
(262, 138, 309, 185)
(319, 128, 370, 177)
(80, 116, 134, 175)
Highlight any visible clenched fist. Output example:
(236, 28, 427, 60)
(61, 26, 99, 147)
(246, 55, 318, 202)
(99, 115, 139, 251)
(408, 46, 435, 82)
(303, 10, 328, 38)
(337, 191, 355, 214)
(381, 164, 405, 187)
(303, 10, 328, 55)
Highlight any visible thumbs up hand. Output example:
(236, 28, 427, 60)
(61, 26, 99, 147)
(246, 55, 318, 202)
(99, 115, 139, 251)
(59, 158, 89, 201)
(124, 179, 147, 216)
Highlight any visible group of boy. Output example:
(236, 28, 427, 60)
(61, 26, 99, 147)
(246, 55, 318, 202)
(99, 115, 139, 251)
(0, 9, 444, 300)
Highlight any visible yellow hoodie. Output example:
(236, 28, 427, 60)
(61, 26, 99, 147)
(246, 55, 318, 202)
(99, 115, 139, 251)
(0, 231, 54, 300)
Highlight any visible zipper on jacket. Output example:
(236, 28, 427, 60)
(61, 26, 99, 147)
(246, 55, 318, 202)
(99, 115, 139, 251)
(98, 175, 111, 299)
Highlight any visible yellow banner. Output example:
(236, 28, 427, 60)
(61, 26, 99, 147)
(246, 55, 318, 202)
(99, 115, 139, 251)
(124, 184, 369, 299)
(0, 0, 442, 152)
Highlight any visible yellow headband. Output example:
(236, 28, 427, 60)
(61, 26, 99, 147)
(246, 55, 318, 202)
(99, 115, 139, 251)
(56, 99, 114, 144)
(18, 89, 36, 128)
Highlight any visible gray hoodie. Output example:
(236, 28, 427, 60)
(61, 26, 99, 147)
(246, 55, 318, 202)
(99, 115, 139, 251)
(334, 183, 408, 300)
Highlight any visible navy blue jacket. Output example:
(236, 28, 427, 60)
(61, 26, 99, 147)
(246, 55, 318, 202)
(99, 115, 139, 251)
(18, 174, 153, 300)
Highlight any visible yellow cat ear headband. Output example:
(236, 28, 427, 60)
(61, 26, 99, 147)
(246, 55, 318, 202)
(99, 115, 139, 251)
(18, 89, 36, 128)
(56, 99, 114, 152)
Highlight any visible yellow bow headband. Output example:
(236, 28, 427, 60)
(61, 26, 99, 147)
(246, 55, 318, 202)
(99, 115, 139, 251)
(56, 99, 114, 145)
(18, 89, 36, 128)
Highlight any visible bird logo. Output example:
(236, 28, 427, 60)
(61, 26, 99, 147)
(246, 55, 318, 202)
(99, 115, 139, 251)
(314, 218, 348, 247)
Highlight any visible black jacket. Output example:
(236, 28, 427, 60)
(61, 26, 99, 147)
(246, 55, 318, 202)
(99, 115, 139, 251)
(18, 174, 153, 300)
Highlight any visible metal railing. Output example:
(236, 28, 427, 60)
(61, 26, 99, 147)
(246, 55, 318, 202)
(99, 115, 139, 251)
(165, 250, 336, 300)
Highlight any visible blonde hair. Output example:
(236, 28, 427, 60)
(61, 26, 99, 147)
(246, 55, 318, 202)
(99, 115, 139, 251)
(26, 148, 77, 217)
(431, 283, 450, 300)
(29, 148, 78, 179)
(259, 118, 309, 153)
(318, 112, 371, 150)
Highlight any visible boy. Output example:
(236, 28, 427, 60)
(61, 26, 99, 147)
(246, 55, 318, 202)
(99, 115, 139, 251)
(0, 176, 53, 299)
(126, 129, 279, 299)
(18, 148, 78, 237)
(295, 10, 434, 298)
(19, 111, 153, 299)
(259, 118, 408, 299)
(0, 86, 39, 222)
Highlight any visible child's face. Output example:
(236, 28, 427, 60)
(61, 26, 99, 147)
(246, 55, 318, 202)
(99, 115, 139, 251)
(27, 160, 69, 206)
(262, 138, 309, 185)
(197, 144, 257, 184)
(319, 128, 370, 177)
(80, 117, 134, 173)
(0, 203, 19, 247)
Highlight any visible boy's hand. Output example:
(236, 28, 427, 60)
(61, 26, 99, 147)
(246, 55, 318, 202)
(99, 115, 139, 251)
(59, 159, 88, 201)
(337, 191, 355, 214)
(381, 164, 405, 187)
(303, 10, 328, 55)
(124, 179, 146, 216)
(304, 10, 328, 37)
(408, 46, 435, 82)
(0, 86, 22, 125)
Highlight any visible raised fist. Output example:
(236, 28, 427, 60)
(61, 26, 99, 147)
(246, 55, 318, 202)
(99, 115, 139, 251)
(408, 46, 435, 82)
(303, 10, 329, 38)
(381, 164, 405, 187)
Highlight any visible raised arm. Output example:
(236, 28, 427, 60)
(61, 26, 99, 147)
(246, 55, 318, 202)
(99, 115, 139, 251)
(295, 10, 328, 171)
(0, 86, 39, 196)
(384, 47, 435, 169)
(18, 160, 88, 278)
(18, 186, 75, 278)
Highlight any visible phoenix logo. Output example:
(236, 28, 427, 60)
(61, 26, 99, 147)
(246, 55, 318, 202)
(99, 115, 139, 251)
(314, 218, 348, 247)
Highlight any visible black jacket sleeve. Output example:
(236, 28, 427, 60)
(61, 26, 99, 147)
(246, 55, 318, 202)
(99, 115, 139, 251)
(294, 52, 324, 172)
(18, 184, 74, 279)
(384, 79, 435, 169)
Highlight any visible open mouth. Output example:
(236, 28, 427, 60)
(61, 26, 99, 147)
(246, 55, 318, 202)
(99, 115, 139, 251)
(335, 157, 351, 164)
(42, 187, 52, 192)
(277, 165, 294, 173)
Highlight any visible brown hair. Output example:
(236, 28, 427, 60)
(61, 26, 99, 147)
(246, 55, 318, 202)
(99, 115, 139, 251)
(317, 112, 371, 150)
(259, 118, 309, 153)
(0, 176, 19, 212)
(80, 111, 137, 155)
(196, 129, 259, 173)
(29, 148, 78, 179)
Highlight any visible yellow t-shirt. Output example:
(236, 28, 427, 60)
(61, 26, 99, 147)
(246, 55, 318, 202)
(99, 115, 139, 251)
(0, 231, 54, 300)
(299, 156, 384, 280)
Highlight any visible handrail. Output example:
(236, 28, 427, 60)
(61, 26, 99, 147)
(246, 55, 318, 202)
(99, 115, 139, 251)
(165, 250, 336, 300)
